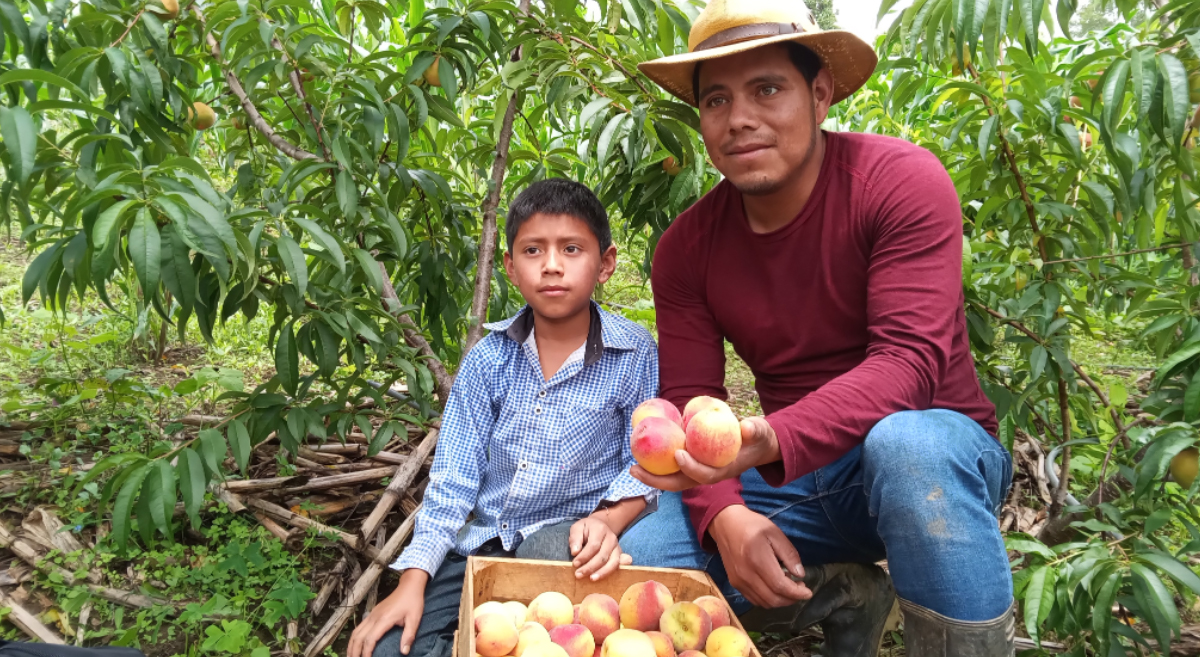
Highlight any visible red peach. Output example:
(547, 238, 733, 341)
(631, 417, 687, 475)
(645, 631, 677, 657)
(693, 596, 730, 629)
(659, 602, 712, 652)
(684, 408, 741, 468)
(633, 398, 683, 428)
(619, 580, 674, 632)
(549, 624, 596, 657)
(705, 626, 752, 657)
(578, 593, 621, 643)
(681, 396, 729, 431)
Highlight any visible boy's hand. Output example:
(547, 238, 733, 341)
(570, 516, 633, 581)
(348, 569, 429, 657)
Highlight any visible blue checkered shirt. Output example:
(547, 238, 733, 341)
(391, 303, 660, 575)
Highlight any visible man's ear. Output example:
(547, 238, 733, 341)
(597, 244, 618, 285)
(811, 68, 835, 124)
(502, 251, 517, 285)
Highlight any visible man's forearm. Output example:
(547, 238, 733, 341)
(592, 496, 647, 534)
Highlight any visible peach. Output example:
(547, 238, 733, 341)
(632, 398, 683, 428)
(517, 622, 552, 657)
(619, 580, 674, 631)
(524, 644, 570, 657)
(684, 408, 741, 468)
(578, 593, 621, 643)
(531, 592, 575, 630)
(693, 597, 730, 629)
(677, 652, 706, 657)
(659, 602, 711, 652)
(550, 624, 596, 657)
(681, 396, 729, 431)
(476, 613, 520, 657)
(645, 631, 676, 657)
(705, 627, 751, 657)
(574, 604, 581, 624)
(505, 601, 530, 626)
(631, 417, 687, 475)
(477, 601, 511, 627)
(601, 629, 658, 657)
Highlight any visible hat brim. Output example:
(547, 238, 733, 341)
(637, 30, 879, 107)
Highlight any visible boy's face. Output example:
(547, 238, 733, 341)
(503, 212, 617, 322)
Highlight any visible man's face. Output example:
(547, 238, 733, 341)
(503, 212, 616, 321)
(696, 44, 834, 196)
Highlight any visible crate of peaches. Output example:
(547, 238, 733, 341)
(631, 396, 742, 473)
(455, 557, 759, 657)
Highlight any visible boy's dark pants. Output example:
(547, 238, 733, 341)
(371, 520, 576, 657)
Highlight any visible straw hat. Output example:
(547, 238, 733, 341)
(637, 0, 878, 107)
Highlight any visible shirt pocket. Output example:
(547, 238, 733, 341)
(557, 402, 621, 470)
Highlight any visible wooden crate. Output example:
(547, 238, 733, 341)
(455, 556, 762, 657)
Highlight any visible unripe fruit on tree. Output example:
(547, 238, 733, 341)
(1171, 447, 1199, 490)
(231, 115, 245, 130)
(187, 102, 217, 130)
(662, 156, 682, 176)
(148, 0, 179, 20)
(424, 55, 442, 87)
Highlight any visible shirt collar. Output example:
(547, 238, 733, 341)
(483, 302, 638, 366)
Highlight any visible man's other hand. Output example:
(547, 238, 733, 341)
(630, 416, 781, 492)
(710, 505, 812, 608)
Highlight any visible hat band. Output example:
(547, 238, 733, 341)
(693, 21, 808, 52)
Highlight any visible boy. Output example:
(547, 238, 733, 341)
(348, 179, 659, 657)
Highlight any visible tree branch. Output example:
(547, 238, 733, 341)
(273, 38, 329, 159)
(1050, 378, 1072, 517)
(378, 261, 454, 404)
(463, 0, 532, 356)
(1034, 243, 1192, 265)
(192, 7, 320, 161)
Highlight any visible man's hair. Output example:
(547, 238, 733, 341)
(505, 179, 612, 251)
(692, 41, 824, 105)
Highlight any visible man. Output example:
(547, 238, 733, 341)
(618, 1, 1015, 655)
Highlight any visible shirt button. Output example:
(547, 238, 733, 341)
(539, 390, 546, 398)
(501, 522, 509, 530)
(520, 462, 528, 470)
(534, 406, 542, 414)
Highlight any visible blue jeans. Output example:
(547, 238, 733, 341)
(371, 520, 577, 657)
(619, 409, 1013, 622)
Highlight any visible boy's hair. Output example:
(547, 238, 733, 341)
(505, 179, 612, 252)
(692, 42, 824, 105)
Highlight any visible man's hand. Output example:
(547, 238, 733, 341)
(710, 505, 812, 608)
(348, 569, 428, 657)
(570, 516, 633, 581)
(631, 417, 781, 492)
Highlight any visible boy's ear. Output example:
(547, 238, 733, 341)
(597, 244, 618, 285)
(502, 251, 517, 284)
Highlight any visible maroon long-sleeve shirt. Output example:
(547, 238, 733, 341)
(651, 131, 998, 547)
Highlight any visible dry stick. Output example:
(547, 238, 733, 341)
(178, 414, 223, 427)
(75, 601, 92, 645)
(462, 0, 534, 356)
(191, 7, 319, 161)
(211, 485, 247, 512)
(253, 512, 292, 542)
(377, 262, 454, 402)
(360, 429, 439, 538)
(310, 557, 348, 617)
(221, 475, 310, 493)
(241, 496, 373, 556)
(0, 587, 65, 643)
(278, 466, 395, 494)
(304, 504, 423, 657)
(364, 527, 386, 613)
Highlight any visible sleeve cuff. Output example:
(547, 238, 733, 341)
(390, 539, 449, 575)
(761, 413, 804, 487)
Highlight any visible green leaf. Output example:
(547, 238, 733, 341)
(353, 248, 384, 294)
(129, 210, 161, 297)
(228, 419, 251, 475)
(368, 421, 394, 457)
(1155, 341, 1200, 386)
(1015, 0, 1044, 55)
(978, 114, 998, 161)
(1156, 52, 1189, 148)
(292, 216, 345, 274)
(152, 459, 176, 540)
(336, 171, 359, 220)
(276, 320, 299, 395)
(437, 55, 458, 102)
(276, 233, 308, 298)
(1101, 59, 1130, 136)
(0, 106, 36, 187)
(1131, 563, 1180, 649)
(93, 200, 136, 252)
(197, 428, 227, 479)
(112, 463, 152, 552)
(1091, 569, 1121, 653)
(1023, 564, 1056, 645)
(1136, 549, 1200, 596)
(21, 241, 62, 305)
(177, 448, 206, 529)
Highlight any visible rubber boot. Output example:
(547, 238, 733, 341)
(737, 563, 896, 657)
(899, 599, 1015, 657)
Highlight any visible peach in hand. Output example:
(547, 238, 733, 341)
(631, 417, 687, 475)
(693, 596, 730, 629)
(659, 601, 712, 652)
(476, 613, 519, 657)
(549, 624, 596, 657)
(619, 580, 675, 632)
(531, 592, 575, 630)
(684, 408, 741, 468)
(578, 593, 621, 643)
(705, 626, 752, 657)
(633, 398, 683, 428)
(681, 396, 729, 431)
(601, 629, 658, 657)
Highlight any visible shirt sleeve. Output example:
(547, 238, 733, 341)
(757, 146, 966, 486)
(651, 218, 746, 550)
(602, 333, 660, 504)
(391, 343, 495, 575)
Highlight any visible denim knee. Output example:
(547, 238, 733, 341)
(372, 626, 403, 657)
